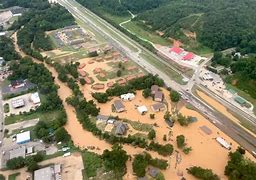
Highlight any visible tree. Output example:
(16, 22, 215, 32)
(187, 166, 219, 180)
(170, 90, 180, 103)
(25, 157, 39, 172)
(177, 114, 193, 126)
(132, 154, 149, 177)
(142, 88, 151, 98)
(176, 135, 185, 148)
(0, 174, 5, 180)
(150, 114, 155, 119)
(6, 157, 25, 170)
(80, 78, 86, 85)
(102, 144, 129, 176)
(148, 129, 156, 140)
(55, 127, 71, 143)
(164, 111, 171, 121)
(117, 70, 122, 77)
(92, 93, 109, 103)
(163, 135, 167, 141)
(183, 147, 192, 154)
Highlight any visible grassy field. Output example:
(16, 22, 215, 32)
(100, 11, 130, 24)
(8, 173, 20, 180)
(5, 110, 62, 125)
(123, 119, 153, 132)
(140, 52, 186, 85)
(82, 151, 103, 179)
(123, 21, 171, 46)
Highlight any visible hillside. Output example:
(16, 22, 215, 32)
(77, 0, 256, 53)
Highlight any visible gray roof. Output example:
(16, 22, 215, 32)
(151, 85, 159, 93)
(148, 167, 159, 178)
(115, 122, 128, 135)
(34, 164, 61, 180)
(9, 146, 26, 159)
(151, 103, 165, 111)
(96, 114, 109, 121)
(154, 91, 163, 100)
(114, 100, 125, 111)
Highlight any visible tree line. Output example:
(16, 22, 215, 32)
(0, 36, 20, 61)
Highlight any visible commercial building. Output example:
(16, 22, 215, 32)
(31, 92, 41, 104)
(113, 100, 125, 113)
(34, 164, 61, 180)
(16, 131, 31, 144)
(11, 98, 25, 108)
(9, 146, 26, 159)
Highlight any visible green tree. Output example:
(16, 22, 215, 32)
(163, 135, 167, 141)
(176, 135, 185, 148)
(55, 127, 71, 143)
(80, 78, 86, 85)
(187, 166, 219, 180)
(117, 70, 122, 77)
(183, 147, 192, 154)
(6, 157, 25, 170)
(148, 129, 156, 140)
(0, 174, 5, 180)
(150, 114, 155, 119)
(170, 91, 180, 103)
(142, 88, 151, 98)
(132, 153, 150, 177)
(102, 144, 129, 176)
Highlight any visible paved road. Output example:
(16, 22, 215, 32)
(57, 0, 256, 153)
(5, 118, 39, 133)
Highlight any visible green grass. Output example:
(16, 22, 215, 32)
(100, 11, 130, 24)
(123, 21, 171, 46)
(123, 119, 153, 132)
(3, 103, 9, 113)
(7, 126, 36, 139)
(5, 110, 62, 125)
(8, 173, 20, 180)
(82, 151, 103, 179)
(140, 52, 186, 85)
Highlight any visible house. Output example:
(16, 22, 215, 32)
(115, 122, 128, 135)
(120, 93, 135, 101)
(11, 98, 25, 108)
(30, 92, 41, 104)
(34, 164, 61, 180)
(10, 7, 24, 17)
(154, 91, 163, 102)
(151, 85, 159, 94)
(16, 131, 30, 144)
(107, 119, 116, 124)
(113, 100, 125, 113)
(148, 167, 160, 178)
(151, 103, 165, 112)
(96, 114, 109, 121)
(137, 105, 148, 115)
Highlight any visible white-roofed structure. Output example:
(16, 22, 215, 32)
(137, 105, 148, 115)
(16, 131, 30, 144)
(31, 92, 41, 104)
(11, 98, 25, 108)
(120, 93, 135, 101)
(216, 137, 231, 150)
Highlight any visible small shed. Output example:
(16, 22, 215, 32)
(113, 100, 125, 113)
(16, 131, 31, 144)
(96, 115, 109, 121)
(165, 118, 174, 127)
(137, 105, 148, 115)
(151, 103, 165, 112)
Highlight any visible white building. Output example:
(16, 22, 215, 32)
(11, 98, 25, 108)
(137, 105, 148, 115)
(16, 131, 31, 144)
(120, 93, 135, 101)
(31, 92, 41, 104)
(216, 137, 231, 150)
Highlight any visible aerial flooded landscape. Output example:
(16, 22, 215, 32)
(0, 0, 255, 180)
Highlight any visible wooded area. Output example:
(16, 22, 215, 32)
(0, 36, 20, 61)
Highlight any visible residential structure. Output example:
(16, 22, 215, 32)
(120, 93, 135, 101)
(151, 85, 159, 95)
(151, 103, 165, 112)
(113, 100, 125, 112)
(96, 114, 109, 121)
(34, 164, 61, 180)
(154, 91, 163, 102)
(115, 122, 128, 135)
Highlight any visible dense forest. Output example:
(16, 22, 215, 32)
(1, 0, 74, 59)
(0, 36, 20, 61)
(77, 0, 256, 53)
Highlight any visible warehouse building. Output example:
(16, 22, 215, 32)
(16, 131, 31, 144)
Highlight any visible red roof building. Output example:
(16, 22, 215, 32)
(182, 52, 195, 61)
(170, 47, 183, 54)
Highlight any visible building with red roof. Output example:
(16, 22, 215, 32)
(182, 52, 195, 61)
(170, 47, 183, 55)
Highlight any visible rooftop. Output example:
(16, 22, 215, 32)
(170, 47, 183, 54)
(16, 131, 30, 144)
(182, 52, 195, 60)
(9, 146, 26, 159)
(34, 164, 61, 180)
(114, 100, 125, 111)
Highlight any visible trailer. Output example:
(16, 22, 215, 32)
(216, 137, 231, 150)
